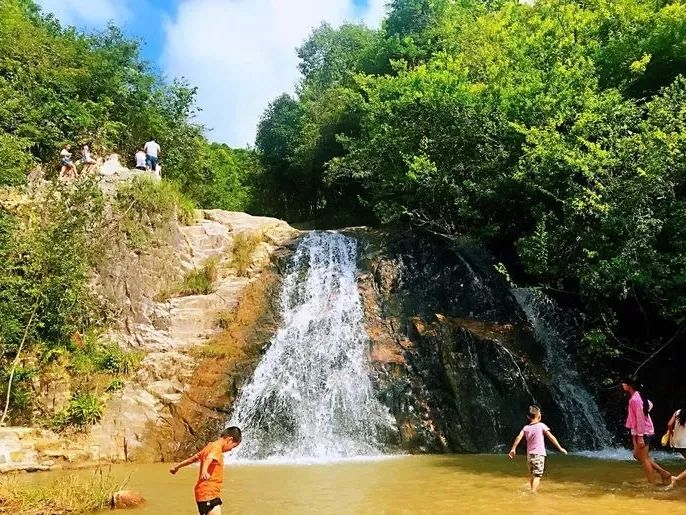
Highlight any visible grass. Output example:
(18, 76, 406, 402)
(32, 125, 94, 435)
(231, 231, 265, 277)
(0, 468, 127, 514)
(156, 256, 218, 301)
(115, 176, 196, 250)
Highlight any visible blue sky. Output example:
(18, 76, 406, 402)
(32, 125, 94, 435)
(35, 0, 386, 147)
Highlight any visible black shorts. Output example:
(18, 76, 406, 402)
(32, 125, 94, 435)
(631, 434, 653, 447)
(197, 497, 222, 515)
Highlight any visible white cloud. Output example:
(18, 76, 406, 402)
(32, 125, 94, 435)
(35, 0, 129, 27)
(162, 0, 385, 147)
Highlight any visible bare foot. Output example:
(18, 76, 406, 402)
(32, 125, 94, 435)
(664, 477, 677, 491)
(660, 472, 673, 486)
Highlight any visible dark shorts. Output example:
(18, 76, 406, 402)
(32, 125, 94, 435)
(135, 165, 147, 170)
(197, 497, 222, 515)
(631, 434, 654, 447)
(147, 155, 158, 170)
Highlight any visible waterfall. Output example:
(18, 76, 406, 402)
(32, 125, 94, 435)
(513, 288, 612, 449)
(229, 232, 395, 461)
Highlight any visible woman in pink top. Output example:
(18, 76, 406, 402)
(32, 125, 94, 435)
(622, 377, 672, 485)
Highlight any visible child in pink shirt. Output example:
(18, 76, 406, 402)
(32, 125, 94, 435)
(508, 405, 567, 493)
(622, 377, 672, 485)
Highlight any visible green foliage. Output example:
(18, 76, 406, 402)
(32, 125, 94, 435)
(179, 257, 218, 296)
(115, 176, 195, 249)
(253, 0, 686, 370)
(0, 178, 104, 352)
(52, 392, 104, 430)
(156, 256, 219, 301)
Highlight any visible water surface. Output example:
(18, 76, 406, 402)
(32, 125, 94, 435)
(27, 454, 686, 514)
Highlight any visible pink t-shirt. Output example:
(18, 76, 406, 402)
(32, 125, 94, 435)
(625, 391, 655, 436)
(522, 422, 550, 456)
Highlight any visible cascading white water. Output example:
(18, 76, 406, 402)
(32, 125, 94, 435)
(229, 232, 395, 461)
(513, 288, 612, 449)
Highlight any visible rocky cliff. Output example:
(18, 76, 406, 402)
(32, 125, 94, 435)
(1, 160, 300, 472)
(353, 228, 608, 453)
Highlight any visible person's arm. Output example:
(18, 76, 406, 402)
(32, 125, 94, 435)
(668, 412, 677, 433)
(508, 430, 524, 459)
(544, 431, 568, 454)
(169, 452, 200, 474)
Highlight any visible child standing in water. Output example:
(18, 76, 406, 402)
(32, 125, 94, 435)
(170, 427, 242, 515)
(622, 377, 672, 485)
(508, 406, 567, 493)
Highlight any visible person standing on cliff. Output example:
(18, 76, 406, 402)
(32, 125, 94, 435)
(622, 377, 672, 486)
(144, 138, 161, 175)
(508, 405, 567, 493)
(169, 426, 242, 515)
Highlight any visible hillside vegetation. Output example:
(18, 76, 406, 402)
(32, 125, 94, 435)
(253, 0, 686, 390)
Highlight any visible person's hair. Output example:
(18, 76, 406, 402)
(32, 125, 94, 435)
(623, 376, 650, 417)
(221, 426, 242, 443)
(678, 408, 686, 426)
(527, 405, 541, 421)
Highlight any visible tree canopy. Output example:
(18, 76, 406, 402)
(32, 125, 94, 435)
(255, 0, 686, 369)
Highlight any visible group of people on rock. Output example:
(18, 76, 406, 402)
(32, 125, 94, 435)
(509, 376, 686, 493)
(59, 143, 96, 179)
(58, 138, 161, 180)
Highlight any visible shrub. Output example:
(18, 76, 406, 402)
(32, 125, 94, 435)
(52, 392, 104, 430)
(115, 177, 196, 249)
(156, 256, 219, 300)
(106, 378, 125, 392)
(231, 231, 264, 277)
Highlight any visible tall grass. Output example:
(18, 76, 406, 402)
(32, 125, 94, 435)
(231, 232, 264, 277)
(155, 256, 218, 301)
(0, 468, 127, 513)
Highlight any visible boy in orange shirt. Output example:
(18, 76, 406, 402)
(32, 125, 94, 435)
(170, 427, 242, 515)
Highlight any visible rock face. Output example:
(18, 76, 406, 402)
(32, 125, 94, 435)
(352, 228, 605, 453)
(0, 167, 299, 471)
(88, 209, 298, 462)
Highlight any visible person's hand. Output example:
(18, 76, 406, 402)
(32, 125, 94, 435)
(169, 465, 178, 475)
(560, 448, 568, 455)
(201, 471, 210, 481)
(508, 450, 516, 460)
(637, 436, 646, 449)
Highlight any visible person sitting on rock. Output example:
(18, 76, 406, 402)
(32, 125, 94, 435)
(81, 144, 97, 173)
(59, 144, 78, 179)
(135, 148, 147, 171)
(170, 426, 241, 515)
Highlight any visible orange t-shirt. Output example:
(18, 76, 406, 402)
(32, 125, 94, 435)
(194, 441, 224, 502)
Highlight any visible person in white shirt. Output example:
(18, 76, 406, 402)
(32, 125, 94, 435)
(135, 149, 147, 170)
(667, 408, 686, 489)
(81, 144, 97, 173)
(144, 138, 161, 173)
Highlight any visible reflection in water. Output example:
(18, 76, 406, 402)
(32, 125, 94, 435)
(25, 455, 686, 514)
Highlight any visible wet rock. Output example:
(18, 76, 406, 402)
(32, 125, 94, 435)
(353, 228, 604, 453)
(111, 490, 145, 509)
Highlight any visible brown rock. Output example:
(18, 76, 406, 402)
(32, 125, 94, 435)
(111, 489, 145, 509)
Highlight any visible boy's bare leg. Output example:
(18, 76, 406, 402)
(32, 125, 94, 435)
(531, 476, 541, 493)
(208, 506, 221, 515)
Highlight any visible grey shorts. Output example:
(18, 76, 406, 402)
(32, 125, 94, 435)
(527, 454, 546, 477)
